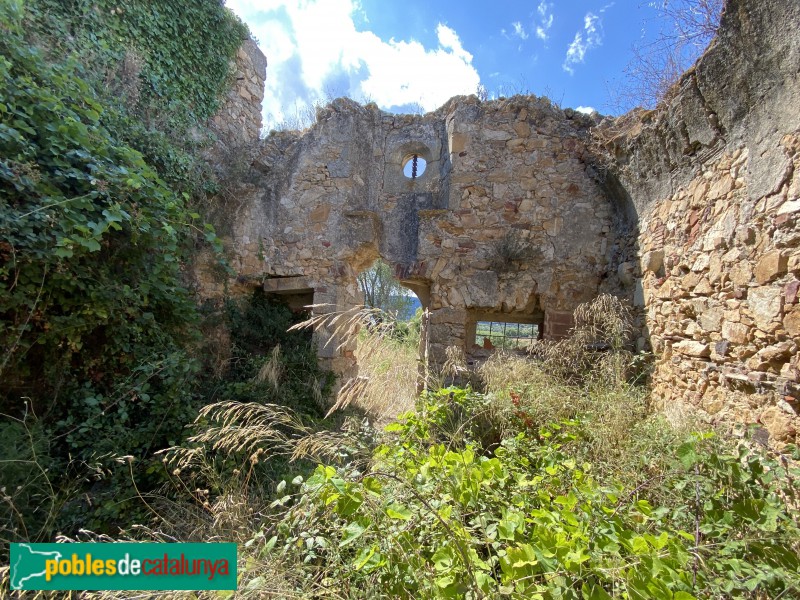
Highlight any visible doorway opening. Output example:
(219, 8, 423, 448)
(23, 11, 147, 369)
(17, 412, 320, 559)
(357, 259, 422, 322)
(349, 259, 427, 419)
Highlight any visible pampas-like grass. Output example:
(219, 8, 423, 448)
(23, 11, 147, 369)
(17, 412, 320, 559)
(291, 304, 420, 421)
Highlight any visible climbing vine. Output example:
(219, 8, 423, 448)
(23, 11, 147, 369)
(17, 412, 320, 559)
(24, 0, 249, 123)
(0, 0, 249, 532)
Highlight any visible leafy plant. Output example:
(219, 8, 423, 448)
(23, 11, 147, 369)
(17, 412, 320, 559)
(0, 0, 248, 536)
(251, 390, 799, 599)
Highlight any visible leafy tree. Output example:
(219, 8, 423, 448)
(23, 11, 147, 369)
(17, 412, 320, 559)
(357, 259, 415, 319)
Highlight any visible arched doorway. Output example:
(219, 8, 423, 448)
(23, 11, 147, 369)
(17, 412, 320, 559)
(347, 258, 429, 418)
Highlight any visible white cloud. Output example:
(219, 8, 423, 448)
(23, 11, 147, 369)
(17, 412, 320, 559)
(562, 12, 603, 74)
(535, 1, 554, 41)
(225, 0, 480, 128)
(575, 105, 596, 114)
(512, 21, 528, 40)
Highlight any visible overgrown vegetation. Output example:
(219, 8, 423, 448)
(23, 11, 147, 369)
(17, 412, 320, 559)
(261, 399, 798, 598)
(611, 0, 724, 111)
(488, 230, 541, 272)
(45, 296, 793, 599)
(0, 0, 254, 541)
(2, 1, 798, 597)
(291, 305, 421, 419)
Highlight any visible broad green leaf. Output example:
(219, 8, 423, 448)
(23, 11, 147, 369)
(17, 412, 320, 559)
(676, 442, 698, 469)
(432, 546, 455, 572)
(386, 503, 412, 521)
(339, 520, 367, 547)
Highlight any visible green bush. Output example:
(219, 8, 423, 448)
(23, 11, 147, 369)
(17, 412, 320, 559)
(261, 390, 800, 599)
(0, 0, 202, 435)
(219, 289, 335, 419)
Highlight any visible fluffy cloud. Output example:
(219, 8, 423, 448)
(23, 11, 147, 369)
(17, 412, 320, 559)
(535, 1, 554, 41)
(225, 0, 480, 128)
(562, 12, 603, 74)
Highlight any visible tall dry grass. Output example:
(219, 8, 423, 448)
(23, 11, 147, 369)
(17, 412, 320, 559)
(290, 305, 420, 421)
(477, 294, 695, 485)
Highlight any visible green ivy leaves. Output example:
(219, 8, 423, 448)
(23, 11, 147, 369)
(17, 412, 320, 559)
(0, 0, 241, 516)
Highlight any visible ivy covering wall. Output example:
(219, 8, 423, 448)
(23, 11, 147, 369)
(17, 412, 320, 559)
(0, 0, 253, 533)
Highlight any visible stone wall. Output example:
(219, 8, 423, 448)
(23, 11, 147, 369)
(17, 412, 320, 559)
(228, 96, 622, 374)
(594, 0, 800, 445)
(194, 38, 267, 300)
(210, 39, 266, 145)
(205, 0, 798, 444)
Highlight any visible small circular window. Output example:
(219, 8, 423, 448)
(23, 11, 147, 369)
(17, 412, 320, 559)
(402, 154, 427, 179)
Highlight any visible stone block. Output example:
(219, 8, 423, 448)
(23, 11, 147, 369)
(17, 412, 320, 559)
(263, 276, 313, 294)
(692, 253, 710, 272)
(673, 340, 711, 357)
(721, 320, 748, 345)
(760, 406, 796, 443)
(309, 203, 331, 224)
(641, 249, 664, 274)
(777, 198, 800, 216)
(755, 341, 793, 363)
(482, 129, 513, 141)
(784, 305, 800, 337)
(513, 121, 531, 137)
(714, 340, 730, 357)
(464, 271, 499, 308)
(430, 307, 466, 325)
(748, 286, 784, 330)
(693, 277, 713, 295)
(701, 389, 726, 414)
(447, 133, 467, 154)
(699, 306, 724, 332)
(708, 173, 734, 199)
(754, 250, 788, 284)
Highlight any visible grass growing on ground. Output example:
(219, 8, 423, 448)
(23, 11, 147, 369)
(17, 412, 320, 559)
(343, 315, 421, 422)
(290, 305, 421, 421)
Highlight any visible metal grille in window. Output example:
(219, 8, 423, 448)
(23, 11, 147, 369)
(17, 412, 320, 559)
(475, 321, 539, 350)
(403, 154, 427, 179)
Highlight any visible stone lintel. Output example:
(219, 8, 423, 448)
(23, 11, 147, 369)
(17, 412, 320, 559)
(263, 276, 314, 294)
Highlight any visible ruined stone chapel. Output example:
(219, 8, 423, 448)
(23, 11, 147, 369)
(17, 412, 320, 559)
(204, 0, 800, 444)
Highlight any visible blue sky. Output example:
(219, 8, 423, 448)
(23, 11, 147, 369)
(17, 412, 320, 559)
(224, 0, 688, 129)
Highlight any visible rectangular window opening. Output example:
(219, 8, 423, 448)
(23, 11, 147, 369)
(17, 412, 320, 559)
(475, 320, 540, 351)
